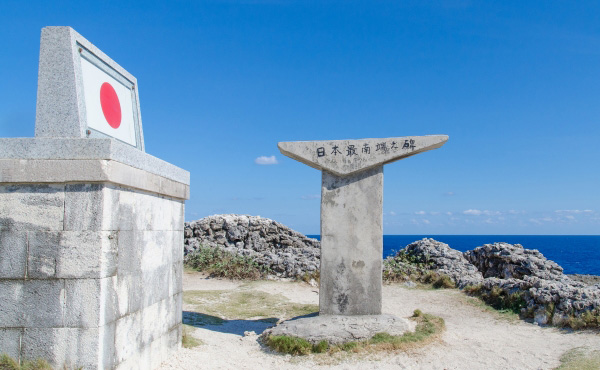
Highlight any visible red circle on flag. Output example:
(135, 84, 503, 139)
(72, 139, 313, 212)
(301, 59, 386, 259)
(100, 82, 122, 129)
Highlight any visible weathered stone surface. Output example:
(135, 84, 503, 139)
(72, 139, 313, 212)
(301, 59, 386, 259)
(263, 314, 415, 345)
(184, 214, 320, 279)
(402, 238, 484, 288)
(279, 135, 448, 318)
(0, 231, 27, 278)
(278, 135, 448, 176)
(320, 166, 383, 315)
(464, 242, 564, 281)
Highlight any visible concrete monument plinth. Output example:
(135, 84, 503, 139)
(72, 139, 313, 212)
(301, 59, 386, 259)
(265, 135, 447, 344)
(0, 27, 189, 369)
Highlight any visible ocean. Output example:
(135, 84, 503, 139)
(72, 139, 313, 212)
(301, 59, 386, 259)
(306, 235, 600, 276)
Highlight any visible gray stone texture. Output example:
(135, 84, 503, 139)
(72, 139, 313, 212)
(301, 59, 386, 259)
(184, 214, 320, 278)
(0, 182, 184, 368)
(263, 314, 414, 345)
(0, 25, 187, 368)
(320, 166, 383, 315)
(0, 138, 189, 184)
(35, 26, 145, 151)
(278, 135, 448, 176)
(278, 135, 448, 318)
(402, 238, 484, 288)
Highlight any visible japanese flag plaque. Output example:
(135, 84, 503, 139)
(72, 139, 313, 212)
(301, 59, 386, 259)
(80, 50, 139, 147)
(35, 26, 144, 151)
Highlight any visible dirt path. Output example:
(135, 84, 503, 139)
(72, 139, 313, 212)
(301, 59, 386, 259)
(159, 273, 600, 369)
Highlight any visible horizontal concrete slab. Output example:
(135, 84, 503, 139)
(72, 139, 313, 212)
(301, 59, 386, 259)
(0, 159, 189, 200)
(0, 138, 189, 184)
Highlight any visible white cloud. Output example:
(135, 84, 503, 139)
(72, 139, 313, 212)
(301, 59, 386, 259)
(255, 155, 278, 165)
(463, 209, 482, 216)
(414, 211, 427, 215)
(482, 210, 501, 216)
(422, 219, 431, 224)
(446, 212, 453, 216)
(444, 192, 455, 196)
(389, 211, 397, 216)
(555, 209, 593, 214)
(430, 211, 440, 215)
(300, 194, 319, 200)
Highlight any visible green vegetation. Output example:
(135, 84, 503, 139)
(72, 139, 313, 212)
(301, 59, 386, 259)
(563, 309, 600, 330)
(265, 336, 329, 355)
(184, 289, 318, 323)
(421, 272, 455, 289)
(184, 245, 270, 280)
(0, 354, 52, 370)
(181, 325, 203, 349)
(382, 251, 433, 283)
(463, 285, 527, 314)
(263, 310, 445, 356)
(383, 252, 456, 289)
(557, 347, 600, 370)
(299, 270, 320, 284)
(463, 285, 600, 330)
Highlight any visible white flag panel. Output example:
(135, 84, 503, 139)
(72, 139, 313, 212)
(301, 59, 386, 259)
(80, 57, 137, 147)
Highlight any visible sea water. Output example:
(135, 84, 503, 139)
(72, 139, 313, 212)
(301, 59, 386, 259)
(307, 235, 600, 276)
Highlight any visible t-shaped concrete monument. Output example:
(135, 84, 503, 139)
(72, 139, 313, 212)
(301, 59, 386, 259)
(279, 135, 448, 315)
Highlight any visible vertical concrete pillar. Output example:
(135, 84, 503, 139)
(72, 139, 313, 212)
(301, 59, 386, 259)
(320, 166, 383, 315)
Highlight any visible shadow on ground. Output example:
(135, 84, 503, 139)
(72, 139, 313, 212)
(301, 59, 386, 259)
(183, 311, 278, 336)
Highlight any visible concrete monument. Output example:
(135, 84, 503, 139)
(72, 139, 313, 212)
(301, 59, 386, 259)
(265, 136, 447, 343)
(0, 27, 189, 369)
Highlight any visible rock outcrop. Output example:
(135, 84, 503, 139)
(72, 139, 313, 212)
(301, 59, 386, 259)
(463, 243, 600, 326)
(401, 238, 484, 288)
(184, 215, 599, 328)
(464, 242, 564, 281)
(184, 214, 320, 279)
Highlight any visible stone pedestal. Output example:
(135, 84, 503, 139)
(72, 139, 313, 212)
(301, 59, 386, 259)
(0, 139, 189, 369)
(0, 26, 190, 368)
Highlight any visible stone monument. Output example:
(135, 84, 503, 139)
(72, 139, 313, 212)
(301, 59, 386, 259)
(0, 27, 189, 369)
(264, 135, 447, 344)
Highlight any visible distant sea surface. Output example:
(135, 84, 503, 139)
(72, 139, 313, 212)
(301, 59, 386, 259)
(306, 235, 600, 276)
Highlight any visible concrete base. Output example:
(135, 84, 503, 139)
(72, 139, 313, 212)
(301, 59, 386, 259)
(0, 148, 189, 369)
(263, 314, 415, 345)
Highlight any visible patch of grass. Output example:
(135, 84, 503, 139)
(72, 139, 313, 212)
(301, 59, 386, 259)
(299, 270, 320, 284)
(184, 246, 270, 280)
(563, 309, 600, 330)
(382, 252, 434, 283)
(0, 354, 52, 370)
(459, 293, 521, 321)
(557, 347, 600, 370)
(264, 336, 317, 355)
(181, 325, 202, 349)
(184, 290, 318, 322)
(264, 310, 445, 356)
(372, 310, 445, 348)
(463, 285, 527, 314)
(421, 272, 455, 289)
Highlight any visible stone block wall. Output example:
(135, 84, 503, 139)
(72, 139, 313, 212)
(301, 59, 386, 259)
(0, 176, 185, 368)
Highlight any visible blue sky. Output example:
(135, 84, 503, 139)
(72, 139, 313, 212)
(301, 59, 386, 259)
(1, 1, 599, 235)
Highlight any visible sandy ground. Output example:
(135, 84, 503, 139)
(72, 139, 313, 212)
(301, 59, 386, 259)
(159, 272, 600, 370)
